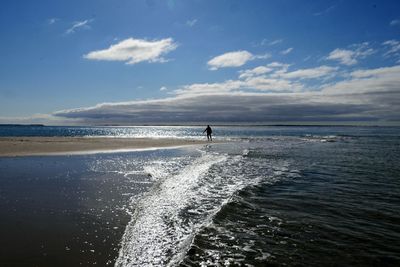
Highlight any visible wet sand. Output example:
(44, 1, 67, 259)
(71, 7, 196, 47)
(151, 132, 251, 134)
(0, 153, 150, 266)
(0, 137, 208, 157)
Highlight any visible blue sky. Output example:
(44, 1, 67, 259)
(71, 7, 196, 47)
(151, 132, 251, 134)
(1, 0, 400, 125)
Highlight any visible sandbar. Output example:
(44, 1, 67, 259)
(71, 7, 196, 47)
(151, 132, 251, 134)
(0, 137, 211, 157)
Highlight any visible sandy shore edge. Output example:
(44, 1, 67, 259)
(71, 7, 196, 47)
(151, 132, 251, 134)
(0, 137, 213, 157)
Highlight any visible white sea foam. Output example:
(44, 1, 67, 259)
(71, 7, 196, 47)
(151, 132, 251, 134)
(114, 152, 228, 266)
(114, 141, 295, 266)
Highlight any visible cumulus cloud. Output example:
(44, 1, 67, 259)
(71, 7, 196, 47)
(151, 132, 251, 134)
(177, 63, 399, 97)
(160, 86, 167, 91)
(66, 19, 93, 34)
(326, 49, 357, 65)
(207, 51, 254, 70)
(326, 43, 374, 65)
(84, 38, 178, 65)
(175, 62, 308, 96)
(207, 50, 271, 70)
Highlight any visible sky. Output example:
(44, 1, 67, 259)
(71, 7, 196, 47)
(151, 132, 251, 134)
(1, 0, 400, 125)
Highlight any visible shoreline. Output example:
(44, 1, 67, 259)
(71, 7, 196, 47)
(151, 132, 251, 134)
(0, 137, 213, 157)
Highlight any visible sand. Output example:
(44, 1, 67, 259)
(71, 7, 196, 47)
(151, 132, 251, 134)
(0, 137, 210, 157)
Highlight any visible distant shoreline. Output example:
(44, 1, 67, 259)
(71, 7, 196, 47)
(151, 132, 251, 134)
(0, 124, 45, 127)
(0, 137, 211, 157)
(1, 124, 397, 127)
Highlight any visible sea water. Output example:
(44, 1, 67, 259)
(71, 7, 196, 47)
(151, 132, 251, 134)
(0, 126, 399, 266)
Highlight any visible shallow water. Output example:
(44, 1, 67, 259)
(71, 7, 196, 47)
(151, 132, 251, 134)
(180, 139, 400, 266)
(0, 126, 399, 266)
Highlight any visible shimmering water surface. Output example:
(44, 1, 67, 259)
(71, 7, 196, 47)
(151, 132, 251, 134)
(0, 126, 399, 266)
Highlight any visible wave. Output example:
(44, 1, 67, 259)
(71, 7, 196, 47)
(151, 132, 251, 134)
(114, 151, 228, 266)
(113, 144, 286, 266)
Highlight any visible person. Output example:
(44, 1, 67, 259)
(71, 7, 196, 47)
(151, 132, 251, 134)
(203, 125, 213, 141)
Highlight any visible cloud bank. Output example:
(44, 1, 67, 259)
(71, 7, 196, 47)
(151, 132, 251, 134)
(53, 64, 400, 125)
(84, 38, 178, 65)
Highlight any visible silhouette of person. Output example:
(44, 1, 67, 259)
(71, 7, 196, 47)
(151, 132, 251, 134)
(203, 125, 212, 141)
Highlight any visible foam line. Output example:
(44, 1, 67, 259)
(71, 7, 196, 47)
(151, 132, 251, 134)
(115, 153, 227, 266)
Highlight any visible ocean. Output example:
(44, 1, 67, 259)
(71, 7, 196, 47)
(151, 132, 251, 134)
(0, 125, 399, 266)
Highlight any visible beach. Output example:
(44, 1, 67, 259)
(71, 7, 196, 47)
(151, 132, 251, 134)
(0, 125, 399, 266)
(0, 137, 207, 157)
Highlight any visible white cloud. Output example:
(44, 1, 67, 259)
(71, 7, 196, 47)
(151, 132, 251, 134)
(322, 65, 400, 98)
(351, 65, 400, 79)
(239, 66, 273, 79)
(326, 49, 357, 65)
(186, 19, 197, 27)
(382, 40, 400, 58)
(243, 76, 303, 92)
(266, 62, 291, 76)
(173, 77, 300, 97)
(175, 71, 303, 96)
(66, 19, 93, 34)
(84, 38, 178, 65)
(207, 51, 254, 70)
(207, 50, 271, 70)
(390, 19, 400, 26)
(178, 64, 399, 98)
(281, 47, 293, 55)
(174, 80, 244, 96)
(326, 43, 374, 65)
(267, 62, 290, 68)
(274, 66, 338, 80)
(160, 86, 167, 91)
